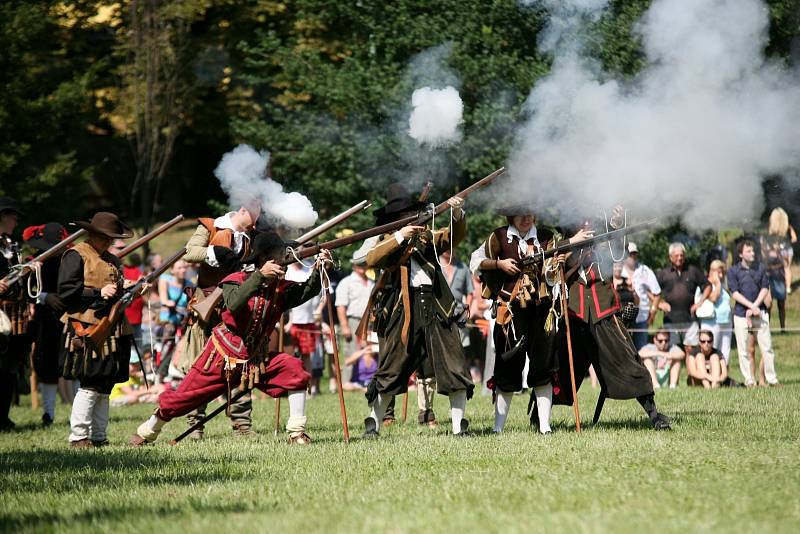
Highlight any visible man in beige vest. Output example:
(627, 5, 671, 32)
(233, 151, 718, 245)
(177, 203, 259, 438)
(58, 212, 133, 447)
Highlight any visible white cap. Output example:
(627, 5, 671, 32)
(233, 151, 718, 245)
(628, 242, 639, 253)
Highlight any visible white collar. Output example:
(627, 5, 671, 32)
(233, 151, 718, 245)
(507, 224, 538, 244)
(213, 212, 249, 238)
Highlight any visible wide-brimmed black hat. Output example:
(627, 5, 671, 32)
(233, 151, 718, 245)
(495, 203, 536, 217)
(373, 183, 427, 226)
(241, 231, 298, 264)
(0, 197, 22, 216)
(23, 222, 68, 251)
(73, 212, 133, 239)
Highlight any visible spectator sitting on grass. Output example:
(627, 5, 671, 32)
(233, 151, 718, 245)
(639, 329, 684, 389)
(110, 352, 165, 406)
(342, 333, 379, 392)
(687, 330, 728, 388)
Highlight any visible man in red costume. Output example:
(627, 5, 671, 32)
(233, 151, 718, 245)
(130, 232, 331, 445)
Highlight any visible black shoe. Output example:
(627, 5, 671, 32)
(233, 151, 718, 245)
(362, 417, 379, 439)
(42, 413, 53, 427)
(652, 413, 671, 431)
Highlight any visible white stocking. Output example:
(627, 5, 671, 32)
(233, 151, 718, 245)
(449, 390, 467, 434)
(40, 383, 58, 419)
(533, 383, 553, 434)
(286, 390, 307, 434)
(493, 391, 514, 433)
(368, 393, 392, 432)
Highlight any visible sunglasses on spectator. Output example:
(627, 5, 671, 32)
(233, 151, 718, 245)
(699, 339, 712, 344)
(655, 338, 669, 343)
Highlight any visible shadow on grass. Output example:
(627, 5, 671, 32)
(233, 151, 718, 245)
(0, 449, 257, 494)
(0, 501, 249, 531)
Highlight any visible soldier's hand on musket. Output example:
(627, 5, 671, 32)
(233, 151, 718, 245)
(260, 260, 285, 280)
(317, 249, 334, 269)
(555, 253, 568, 265)
(569, 228, 594, 244)
(497, 258, 521, 275)
(446, 196, 464, 216)
(398, 225, 425, 241)
(100, 284, 118, 299)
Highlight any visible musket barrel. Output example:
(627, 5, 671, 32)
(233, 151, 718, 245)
(284, 167, 508, 265)
(1, 229, 88, 286)
(295, 200, 370, 244)
(116, 215, 185, 258)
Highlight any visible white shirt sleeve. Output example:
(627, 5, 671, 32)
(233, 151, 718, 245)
(646, 267, 661, 295)
(205, 245, 219, 267)
(469, 245, 488, 275)
(334, 276, 350, 307)
(394, 232, 405, 246)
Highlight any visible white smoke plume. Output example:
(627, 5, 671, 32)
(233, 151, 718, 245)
(408, 86, 464, 147)
(508, 0, 800, 229)
(213, 144, 318, 229)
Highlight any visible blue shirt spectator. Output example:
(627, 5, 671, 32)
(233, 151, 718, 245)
(727, 261, 769, 317)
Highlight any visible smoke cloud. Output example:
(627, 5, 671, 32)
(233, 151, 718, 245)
(508, 0, 800, 229)
(408, 86, 464, 147)
(213, 144, 318, 229)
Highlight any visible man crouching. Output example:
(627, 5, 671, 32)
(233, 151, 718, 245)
(130, 232, 331, 446)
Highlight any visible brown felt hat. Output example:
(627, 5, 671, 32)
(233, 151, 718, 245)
(73, 212, 133, 239)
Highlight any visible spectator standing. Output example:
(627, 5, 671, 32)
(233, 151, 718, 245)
(612, 261, 639, 320)
(158, 259, 191, 326)
(623, 242, 662, 350)
(762, 238, 788, 332)
(699, 260, 733, 363)
(122, 253, 145, 346)
(638, 330, 684, 389)
(765, 207, 797, 294)
(728, 240, 779, 387)
(656, 242, 710, 359)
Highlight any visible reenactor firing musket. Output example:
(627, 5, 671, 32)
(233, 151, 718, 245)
(192, 200, 371, 322)
(517, 219, 658, 269)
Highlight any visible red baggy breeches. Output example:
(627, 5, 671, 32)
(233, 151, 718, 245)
(157, 342, 310, 421)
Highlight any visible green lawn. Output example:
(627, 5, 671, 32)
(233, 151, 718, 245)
(2, 311, 799, 533)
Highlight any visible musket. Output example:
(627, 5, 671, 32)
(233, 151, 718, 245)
(191, 200, 371, 322)
(115, 215, 184, 258)
(295, 167, 507, 258)
(295, 200, 370, 244)
(1, 229, 87, 288)
(517, 219, 658, 268)
(77, 248, 187, 347)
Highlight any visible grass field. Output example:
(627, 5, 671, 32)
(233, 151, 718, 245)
(2, 307, 799, 533)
